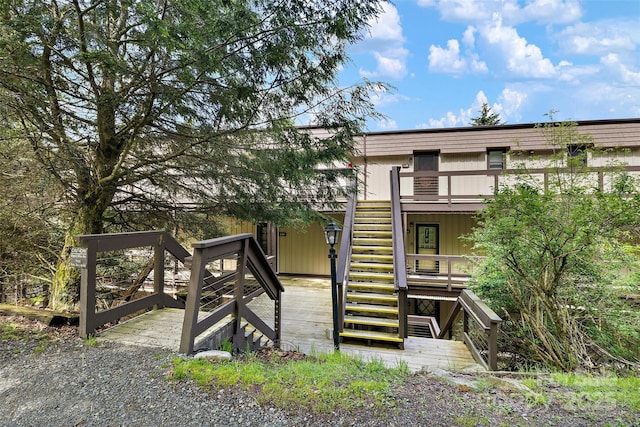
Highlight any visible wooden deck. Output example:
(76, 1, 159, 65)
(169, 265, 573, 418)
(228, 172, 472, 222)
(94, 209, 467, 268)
(98, 277, 482, 372)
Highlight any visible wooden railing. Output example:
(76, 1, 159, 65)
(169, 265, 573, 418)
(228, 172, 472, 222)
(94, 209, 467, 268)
(390, 167, 408, 338)
(438, 289, 502, 370)
(406, 254, 478, 292)
(179, 233, 284, 354)
(336, 187, 357, 332)
(77, 231, 190, 337)
(397, 165, 640, 205)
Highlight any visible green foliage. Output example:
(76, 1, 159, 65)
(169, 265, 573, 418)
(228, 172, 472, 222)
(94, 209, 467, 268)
(170, 350, 408, 414)
(467, 118, 640, 371)
(470, 102, 503, 126)
(532, 373, 640, 412)
(0, 0, 387, 308)
(0, 134, 64, 302)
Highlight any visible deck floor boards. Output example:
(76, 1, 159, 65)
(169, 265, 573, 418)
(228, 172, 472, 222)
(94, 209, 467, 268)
(98, 277, 482, 372)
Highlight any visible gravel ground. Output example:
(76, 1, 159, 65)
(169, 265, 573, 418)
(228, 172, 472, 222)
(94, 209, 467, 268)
(1, 316, 638, 427)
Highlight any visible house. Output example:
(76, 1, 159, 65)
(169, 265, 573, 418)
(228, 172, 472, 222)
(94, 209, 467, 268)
(235, 118, 640, 346)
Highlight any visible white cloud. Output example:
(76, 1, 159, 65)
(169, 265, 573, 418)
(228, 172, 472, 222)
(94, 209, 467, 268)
(368, 86, 412, 108)
(357, 3, 409, 80)
(519, 0, 582, 24)
(361, 52, 408, 80)
(423, 0, 494, 22)
(419, 0, 582, 25)
(556, 20, 638, 55)
(462, 26, 477, 47)
(428, 38, 487, 75)
(601, 54, 640, 85)
(497, 87, 527, 118)
(482, 14, 556, 78)
(377, 118, 398, 130)
(418, 88, 528, 129)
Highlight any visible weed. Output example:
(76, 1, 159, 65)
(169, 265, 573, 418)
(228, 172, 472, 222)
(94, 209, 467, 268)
(219, 338, 233, 353)
(83, 335, 100, 347)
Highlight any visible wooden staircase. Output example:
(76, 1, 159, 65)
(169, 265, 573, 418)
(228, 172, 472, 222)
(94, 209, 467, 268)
(341, 200, 404, 348)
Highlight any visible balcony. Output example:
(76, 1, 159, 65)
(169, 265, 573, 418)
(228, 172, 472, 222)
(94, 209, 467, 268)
(396, 165, 640, 213)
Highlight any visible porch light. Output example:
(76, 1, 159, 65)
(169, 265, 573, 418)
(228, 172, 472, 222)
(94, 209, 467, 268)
(324, 221, 341, 350)
(323, 221, 341, 247)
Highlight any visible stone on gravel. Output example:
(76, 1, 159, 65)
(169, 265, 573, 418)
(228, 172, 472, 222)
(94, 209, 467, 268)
(194, 350, 233, 361)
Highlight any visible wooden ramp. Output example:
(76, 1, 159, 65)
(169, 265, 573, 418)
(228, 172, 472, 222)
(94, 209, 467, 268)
(98, 277, 482, 372)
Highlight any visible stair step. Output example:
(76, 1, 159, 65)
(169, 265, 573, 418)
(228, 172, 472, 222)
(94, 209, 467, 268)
(348, 282, 396, 293)
(353, 230, 392, 238)
(353, 223, 392, 231)
(350, 262, 393, 271)
(352, 245, 393, 253)
(344, 315, 399, 328)
(339, 329, 403, 343)
(347, 293, 397, 304)
(351, 253, 394, 262)
(349, 271, 394, 283)
(357, 200, 390, 206)
(352, 237, 393, 246)
(354, 216, 391, 222)
(345, 303, 399, 315)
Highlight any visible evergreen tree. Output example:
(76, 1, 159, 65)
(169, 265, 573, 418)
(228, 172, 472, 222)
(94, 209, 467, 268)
(0, 0, 386, 308)
(470, 102, 503, 126)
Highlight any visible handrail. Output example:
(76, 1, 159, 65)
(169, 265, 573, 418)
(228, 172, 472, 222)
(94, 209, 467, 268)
(391, 167, 408, 338)
(180, 233, 284, 354)
(336, 182, 357, 332)
(77, 231, 190, 337)
(399, 165, 640, 203)
(438, 289, 502, 370)
(406, 254, 480, 291)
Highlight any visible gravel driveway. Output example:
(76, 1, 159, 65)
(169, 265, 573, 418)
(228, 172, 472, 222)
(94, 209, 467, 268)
(1, 317, 637, 427)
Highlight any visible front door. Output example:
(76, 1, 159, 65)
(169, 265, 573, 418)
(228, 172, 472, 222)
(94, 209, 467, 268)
(415, 224, 439, 273)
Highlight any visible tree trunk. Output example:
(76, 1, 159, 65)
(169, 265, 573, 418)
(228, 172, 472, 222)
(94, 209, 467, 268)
(48, 203, 106, 311)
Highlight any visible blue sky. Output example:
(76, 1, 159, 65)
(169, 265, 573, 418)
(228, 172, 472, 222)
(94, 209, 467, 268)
(338, 0, 640, 131)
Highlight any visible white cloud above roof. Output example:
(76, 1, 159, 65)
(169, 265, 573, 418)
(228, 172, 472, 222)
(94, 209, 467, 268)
(357, 3, 409, 80)
(428, 38, 488, 75)
(482, 14, 557, 78)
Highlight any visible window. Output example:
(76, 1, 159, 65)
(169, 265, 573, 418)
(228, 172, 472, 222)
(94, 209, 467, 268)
(567, 145, 587, 166)
(414, 152, 439, 196)
(487, 149, 505, 170)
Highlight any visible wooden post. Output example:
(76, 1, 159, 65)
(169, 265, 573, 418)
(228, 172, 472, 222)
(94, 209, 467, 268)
(233, 238, 249, 351)
(179, 247, 205, 354)
(153, 233, 165, 310)
(488, 321, 499, 371)
(79, 242, 97, 337)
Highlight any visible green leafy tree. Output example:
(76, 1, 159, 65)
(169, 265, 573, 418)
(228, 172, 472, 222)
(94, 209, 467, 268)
(468, 119, 640, 370)
(0, 0, 386, 309)
(470, 102, 503, 126)
(0, 119, 65, 304)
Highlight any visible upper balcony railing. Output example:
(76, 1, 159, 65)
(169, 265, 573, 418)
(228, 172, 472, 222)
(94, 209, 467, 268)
(397, 165, 640, 207)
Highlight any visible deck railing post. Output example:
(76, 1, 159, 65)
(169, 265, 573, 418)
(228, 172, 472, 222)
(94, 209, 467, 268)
(180, 247, 205, 354)
(488, 320, 499, 371)
(79, 241, 97, 337)
(233, 238, 249, 350)
(153, 233, 165, 310)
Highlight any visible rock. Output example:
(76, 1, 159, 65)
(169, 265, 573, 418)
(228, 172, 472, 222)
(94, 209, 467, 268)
(194, 350, 232, 361)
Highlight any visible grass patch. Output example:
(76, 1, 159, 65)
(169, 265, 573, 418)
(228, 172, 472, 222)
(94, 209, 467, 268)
(170, 350, 409, 414)
(83, 335, 101, 347)
(551, 372, 640, 411)
(0, 321, 50, 352)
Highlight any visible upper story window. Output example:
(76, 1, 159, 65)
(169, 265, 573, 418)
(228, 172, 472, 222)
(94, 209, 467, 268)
(487, 149, 506, 170)
(567, 144, 587, 166)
